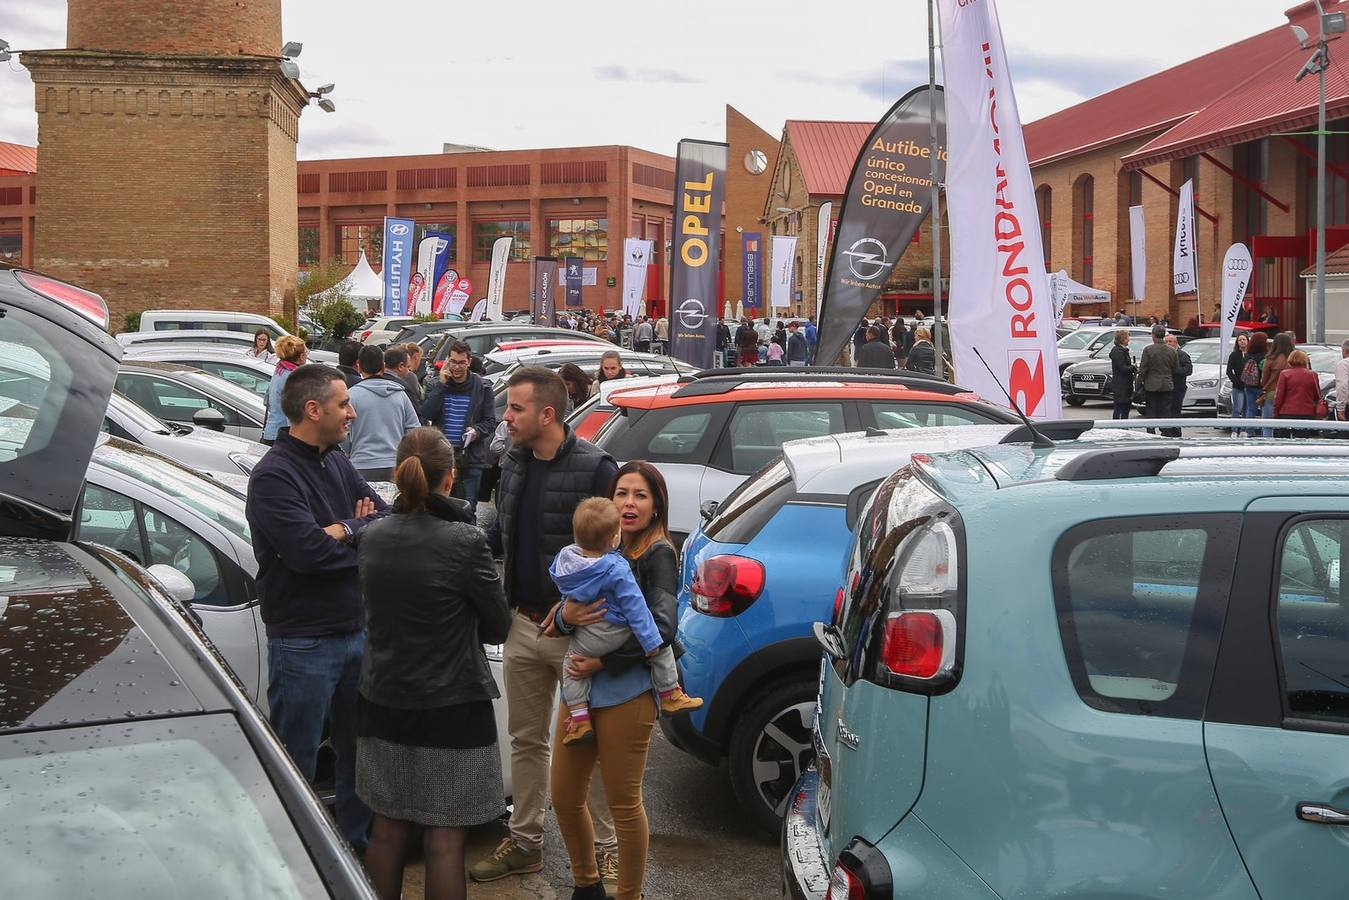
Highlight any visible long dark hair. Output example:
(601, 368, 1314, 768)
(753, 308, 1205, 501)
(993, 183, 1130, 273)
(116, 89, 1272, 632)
(1272, 331, 1296, 361)
(610, 460, 673, 559)
(393, 427, 456, 512)
(558, 362, 594, 406)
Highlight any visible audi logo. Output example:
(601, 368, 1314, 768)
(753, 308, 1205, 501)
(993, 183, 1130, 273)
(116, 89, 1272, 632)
(1227, 259, 1250, 272)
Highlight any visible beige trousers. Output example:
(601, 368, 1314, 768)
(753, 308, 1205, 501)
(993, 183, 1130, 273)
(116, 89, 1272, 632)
(503, 611, 616, 851)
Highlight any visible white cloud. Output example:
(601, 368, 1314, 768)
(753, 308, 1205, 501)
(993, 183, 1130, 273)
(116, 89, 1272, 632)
(0, 0, 1287, 157)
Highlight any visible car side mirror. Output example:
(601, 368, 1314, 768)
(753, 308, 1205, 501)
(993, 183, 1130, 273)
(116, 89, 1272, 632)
(700, 499, 720, 522)
(192, 407, 227, 431)
(147, 564, 196, 605)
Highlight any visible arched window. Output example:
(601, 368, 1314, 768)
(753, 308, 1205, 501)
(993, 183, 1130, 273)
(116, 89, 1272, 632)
(1036, 185, 1052, 266)
(1073, 175, 1095, 286)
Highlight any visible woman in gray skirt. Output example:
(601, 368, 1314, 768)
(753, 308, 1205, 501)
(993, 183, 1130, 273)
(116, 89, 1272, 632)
(355, 426, 511, 900)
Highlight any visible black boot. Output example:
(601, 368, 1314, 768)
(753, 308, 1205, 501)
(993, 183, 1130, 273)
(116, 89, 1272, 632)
(570, 882, 608, 900)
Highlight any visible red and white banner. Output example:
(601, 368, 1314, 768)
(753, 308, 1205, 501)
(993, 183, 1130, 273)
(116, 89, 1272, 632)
(939, 0, 1061, 417)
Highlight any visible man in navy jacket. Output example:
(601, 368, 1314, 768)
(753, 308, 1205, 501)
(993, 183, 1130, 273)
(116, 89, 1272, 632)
(246, 364, 387, 852)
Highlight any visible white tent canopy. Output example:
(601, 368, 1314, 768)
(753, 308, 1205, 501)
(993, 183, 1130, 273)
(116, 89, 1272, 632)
(1049, 269, 1111, 324)
(319, 251, 384, 309)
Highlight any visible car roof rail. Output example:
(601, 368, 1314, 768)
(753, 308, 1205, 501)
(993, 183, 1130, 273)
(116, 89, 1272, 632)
(672, 366, 970, 398)
(1055, 447, 1182, 481)
(999, 419, 1095, 444)
(691, 365, 947, 384)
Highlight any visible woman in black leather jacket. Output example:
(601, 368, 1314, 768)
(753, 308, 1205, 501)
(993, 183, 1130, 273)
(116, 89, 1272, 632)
(1109, 329, 1137, 420)
(354, 426, 510, 900)
(548, 460, 679, 900)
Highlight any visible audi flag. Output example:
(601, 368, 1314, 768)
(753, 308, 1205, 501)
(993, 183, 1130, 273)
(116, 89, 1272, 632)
(1220, 243, 1253, 368)
(814, 86, 945, 367)
(940, 0, 1061, 417)
(669, 139, 728, 371)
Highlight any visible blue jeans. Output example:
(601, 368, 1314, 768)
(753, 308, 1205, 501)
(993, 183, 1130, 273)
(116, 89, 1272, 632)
(456, 466, 483, 519)
(1262, 396, 1276, 437)
(1241, 386, 1262, 436)
(267, 630, 371, 849)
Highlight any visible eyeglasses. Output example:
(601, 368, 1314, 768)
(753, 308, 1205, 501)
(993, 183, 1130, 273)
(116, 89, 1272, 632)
(446, 358, 470, 368)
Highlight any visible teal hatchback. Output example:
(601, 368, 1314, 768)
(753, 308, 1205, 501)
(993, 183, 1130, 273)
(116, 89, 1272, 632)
(784, 425, 1349, 900)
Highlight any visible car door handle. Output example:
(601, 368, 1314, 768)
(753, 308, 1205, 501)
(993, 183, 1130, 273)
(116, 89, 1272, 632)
(1297, 802, 1349, 825)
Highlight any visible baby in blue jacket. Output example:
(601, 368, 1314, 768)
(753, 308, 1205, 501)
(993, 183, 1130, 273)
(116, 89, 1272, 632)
(549, 497, 701, 744)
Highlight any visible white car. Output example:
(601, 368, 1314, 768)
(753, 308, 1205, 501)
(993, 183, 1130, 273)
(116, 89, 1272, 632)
(483, 340, 625, 379)
(116, 329, 339, 363)
(121, 344, 276, 397)
(357, 316, 415, 346)
(137, 308, 289, 339)
(103, 391, 265, 475)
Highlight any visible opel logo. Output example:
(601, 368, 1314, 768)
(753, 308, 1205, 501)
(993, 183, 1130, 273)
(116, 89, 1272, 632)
(677, 297, 707, 330)
(842, 237, 893, 281)
(390, 223, 410, 236)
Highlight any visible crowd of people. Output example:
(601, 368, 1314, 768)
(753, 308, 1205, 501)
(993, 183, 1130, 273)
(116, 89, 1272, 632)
(245, 344, 691, 899)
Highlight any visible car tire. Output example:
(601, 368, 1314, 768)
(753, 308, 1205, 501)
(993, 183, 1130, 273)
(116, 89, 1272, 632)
(729, 678, 817, 834)
(1065, 396, 1086, 407)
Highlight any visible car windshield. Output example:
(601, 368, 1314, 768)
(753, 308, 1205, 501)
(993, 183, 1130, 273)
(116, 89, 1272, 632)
(1058, 329, 1099, 350)
(107, 392, 172, 435)
(93, 440, 250, 544)
(0, 715, 327, 899)
(181, 370, 267, 419)
(1181, 341, 1223, 365)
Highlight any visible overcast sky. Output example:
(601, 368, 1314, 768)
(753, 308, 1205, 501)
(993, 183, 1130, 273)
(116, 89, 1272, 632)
(0, 1, 1289, 160)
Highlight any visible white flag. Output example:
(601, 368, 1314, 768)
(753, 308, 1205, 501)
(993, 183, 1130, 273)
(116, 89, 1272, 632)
(816, 202, 832, 307)
(1220, 243, 1253, 368)
(1173, 179, 1196, 295)
(469, 298, 487, 322)
(770, 236, 798, 313)
(485, 236, 512, 320)
(621, 238, 653, 317)
(939, 0, 1061, 417)
(1129, 205, 1146, 303)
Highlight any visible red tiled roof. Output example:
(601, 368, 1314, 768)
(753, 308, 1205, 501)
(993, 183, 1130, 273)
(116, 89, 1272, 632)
(784, 120, 874, 196)
(1025, 1, 1342, 168)
(0, 141, 37, 174)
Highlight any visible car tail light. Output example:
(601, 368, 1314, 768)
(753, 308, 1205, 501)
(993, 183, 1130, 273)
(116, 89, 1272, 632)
(15, 271, 109, 330)
(880, 611, 953, 679)
(828, 863, 864, 900)
(876, 519, 959, 683)
(827, 839, 892, 900)
(360, 329, 373, 342)
(832, 587, 845, 625)
(690, 554, 764, 616)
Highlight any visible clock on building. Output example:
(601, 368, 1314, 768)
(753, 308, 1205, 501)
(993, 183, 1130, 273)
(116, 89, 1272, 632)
(744, 149, 768, 175)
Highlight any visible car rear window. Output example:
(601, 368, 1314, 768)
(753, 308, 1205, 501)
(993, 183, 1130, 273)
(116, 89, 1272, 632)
(704, 457, 795, 544)
(1052, 515, 1240, 719)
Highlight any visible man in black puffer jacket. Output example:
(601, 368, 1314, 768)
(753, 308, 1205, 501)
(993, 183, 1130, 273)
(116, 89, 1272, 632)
(469, 366, 620, 886)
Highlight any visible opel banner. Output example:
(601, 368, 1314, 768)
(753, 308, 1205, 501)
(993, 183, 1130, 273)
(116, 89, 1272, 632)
(940, 0, 1061, 417)
(381, 217, 416, 316)
(532, 256, 558, 327)
(486, 236, 513, 321)
(814, 86, 945, 366)
(669, 139, 728, 370)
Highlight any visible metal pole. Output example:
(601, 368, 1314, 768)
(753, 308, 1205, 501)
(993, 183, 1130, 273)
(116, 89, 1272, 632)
(928, 0, 945, 377)
(1316, 38, 1328, 343)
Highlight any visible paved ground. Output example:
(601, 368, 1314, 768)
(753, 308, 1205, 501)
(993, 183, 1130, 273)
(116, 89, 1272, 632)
(399, 727, 778, 898)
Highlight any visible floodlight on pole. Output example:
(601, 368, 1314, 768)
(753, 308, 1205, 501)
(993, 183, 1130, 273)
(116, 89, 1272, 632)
(0, 38, 10, 64)
(317, 98, 335, 113)
(314, 83, 335, 96)
(280, 41, 303, 59)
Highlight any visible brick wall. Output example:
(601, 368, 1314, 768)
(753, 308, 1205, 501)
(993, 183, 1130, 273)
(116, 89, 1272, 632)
(723, 105, 778, 313)
(68, 0, 281, 57)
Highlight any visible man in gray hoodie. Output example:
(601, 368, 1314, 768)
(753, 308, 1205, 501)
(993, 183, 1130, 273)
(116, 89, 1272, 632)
(345, 345, 420, 481)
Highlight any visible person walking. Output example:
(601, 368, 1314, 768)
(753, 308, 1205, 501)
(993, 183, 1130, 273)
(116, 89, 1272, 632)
(1163, 335, 1192, 437)
(1273, 349, 1323, 438)
(633, 317, 653, 354)
(347, 345, 420, 483)
(905, 326, 937, 375)
(262, 335, 308, 445)
(804, 316, 818, 364)
(245, 364, 388, 854)
(1239, 331, 1269, 437)
(890, 318, 909, 367)
(755, 317, 772, 347)
(1225, 332, 1250, 425)
(356, 427, 510, 900)
(549, 461, 680, 900)
(1109, 329, 1136, 420)
(469, 367, 620, 889)
(653, 317, 669, 354)
(337, 340, 363, 389)
(1260, 332, 1295, 437)
(856, 325, 898, 369)
(1137, 324, 1179, 434)
(1335, 339, 1349, 423)
(248, 328, 276, 362)
(786, 321, 810, 366)
(736, 318, 759, 367)
(421, 340, 496, 517)
(850, 321, 868, 366)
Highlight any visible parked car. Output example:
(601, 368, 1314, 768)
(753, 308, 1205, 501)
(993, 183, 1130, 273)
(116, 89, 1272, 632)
(1054, 325, 1177, 373)
(589, 368, 1018, 543)
(565, 374, 683, 441)
(1061, 335, 1224, 410)
(136, 307, 290, 338)
(489, 349, 697, 420)
(427, 323, 611, 367)
(671, 422, 1039, 832)
(0, 267, 374, 898)
(102, 391, 264, 475)
(785, 421, 1349, 900)
(356, 315, 416, 345)
(116, 329, 339, 363)
(121, 344, 276, 397)
(115, 359, 268, 441)
(483, 340, 621, 377)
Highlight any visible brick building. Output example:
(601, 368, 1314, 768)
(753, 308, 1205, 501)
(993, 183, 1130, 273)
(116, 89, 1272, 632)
(1026, 0, 1349, 337)
(18, 0, 309, 328)
(296, 144, 675, 316)
(722, 106, 781, 316)
(0, 142, 36, 267)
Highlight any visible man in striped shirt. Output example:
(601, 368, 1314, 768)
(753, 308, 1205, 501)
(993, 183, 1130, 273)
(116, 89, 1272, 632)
(421, 340, 497, 516)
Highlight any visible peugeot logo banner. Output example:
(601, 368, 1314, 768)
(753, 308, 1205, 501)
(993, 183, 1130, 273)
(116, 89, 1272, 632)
(670, 139, 728, 370)
(814, 86, 945, 366)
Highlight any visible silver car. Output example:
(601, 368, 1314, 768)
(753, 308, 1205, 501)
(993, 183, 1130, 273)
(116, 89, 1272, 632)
(103, 391, 264, 475)
(121, 345, 276, 398)
(116, 359, 268, 441)
(116, 329, 338, 363)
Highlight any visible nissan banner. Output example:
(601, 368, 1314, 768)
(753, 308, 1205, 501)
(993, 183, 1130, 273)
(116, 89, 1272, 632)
(1220, 243, 1253, 368)
(742, 232, 762, 311)
(380, 216, 416, 316)
(940, 0, 1061, 417)
(485, 236, 513, 321)
(669, 139, 728, 370)
(814, 86, 945, 366)
(564, 256, 583, 307)
(531, 256, 557, 327)
(621, 238, 652, 317)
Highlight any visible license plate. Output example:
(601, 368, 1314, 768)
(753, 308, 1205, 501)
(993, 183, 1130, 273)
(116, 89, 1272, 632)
(817, 772, 832, 835)
(1073, 376, 1097, 385)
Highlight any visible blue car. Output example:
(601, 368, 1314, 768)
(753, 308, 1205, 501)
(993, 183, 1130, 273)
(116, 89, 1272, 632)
(784, 419, 1349, 899)
(664, 422, 1021, 832)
